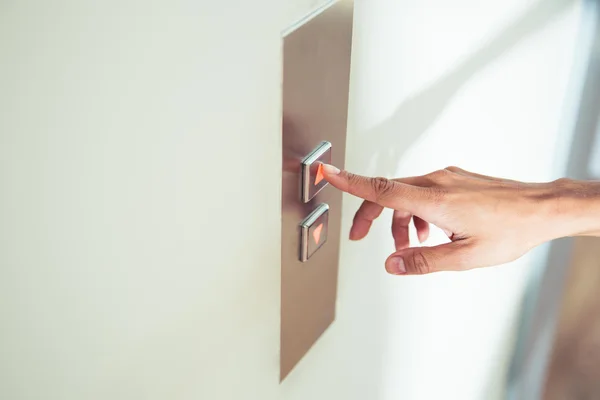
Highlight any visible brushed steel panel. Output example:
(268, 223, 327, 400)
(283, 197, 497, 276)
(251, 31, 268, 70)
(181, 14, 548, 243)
(280, 0, 354, 381)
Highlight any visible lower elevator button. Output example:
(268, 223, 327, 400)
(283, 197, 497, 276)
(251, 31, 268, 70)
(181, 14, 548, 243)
(299, 203, 329, 262)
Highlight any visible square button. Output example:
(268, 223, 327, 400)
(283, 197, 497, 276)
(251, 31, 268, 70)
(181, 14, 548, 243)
(299, 203, 329, 262)
(301, 141, 332, 203)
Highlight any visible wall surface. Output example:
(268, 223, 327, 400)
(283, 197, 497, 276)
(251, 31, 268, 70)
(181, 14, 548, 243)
(0, 1, 583, 399)
(543, 237, 600, 400)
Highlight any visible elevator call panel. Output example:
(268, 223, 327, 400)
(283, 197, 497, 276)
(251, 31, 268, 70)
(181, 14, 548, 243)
(280, 0, 354, 382)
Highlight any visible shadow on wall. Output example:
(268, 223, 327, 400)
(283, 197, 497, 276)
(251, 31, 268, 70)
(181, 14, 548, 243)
(338, 1, 576, 399)
(352, 0, 575, 177)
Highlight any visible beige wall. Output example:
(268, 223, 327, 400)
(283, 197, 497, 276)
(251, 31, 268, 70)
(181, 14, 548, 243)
(0, 1, 582, 399)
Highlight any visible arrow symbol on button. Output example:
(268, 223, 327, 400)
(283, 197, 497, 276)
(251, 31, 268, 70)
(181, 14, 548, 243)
(312, 223, 323, 244)
(314, 164, 325, 185)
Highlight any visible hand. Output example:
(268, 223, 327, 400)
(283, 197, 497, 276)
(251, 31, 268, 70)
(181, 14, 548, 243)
(321, 164, 592, 275)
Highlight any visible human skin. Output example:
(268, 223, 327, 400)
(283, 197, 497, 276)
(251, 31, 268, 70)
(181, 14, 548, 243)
(321, 164, 600, 275)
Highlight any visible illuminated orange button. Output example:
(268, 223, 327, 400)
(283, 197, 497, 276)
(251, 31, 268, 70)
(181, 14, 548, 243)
(312, 223, 323, 244)
(314, 164, 325, 185)
(301, 141, 332, 203)
(299, 203, 329, 262)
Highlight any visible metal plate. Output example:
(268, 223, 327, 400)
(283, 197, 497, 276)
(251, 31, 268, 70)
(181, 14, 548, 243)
(280, 0, 354, 381)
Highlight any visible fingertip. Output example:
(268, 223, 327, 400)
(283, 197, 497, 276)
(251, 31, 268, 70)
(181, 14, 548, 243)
(322, 164, 348, 193)
(414, 217, 430, 243)
(321, 163, 341, 176)
(349, 223, 368, 240)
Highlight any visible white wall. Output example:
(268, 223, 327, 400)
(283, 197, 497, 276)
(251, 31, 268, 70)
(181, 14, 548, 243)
(0, 1, 582, 399)
(346, 1, 582, 399)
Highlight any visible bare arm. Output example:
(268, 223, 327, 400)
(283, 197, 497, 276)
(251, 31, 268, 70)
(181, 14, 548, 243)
(322, 164, 600, 275)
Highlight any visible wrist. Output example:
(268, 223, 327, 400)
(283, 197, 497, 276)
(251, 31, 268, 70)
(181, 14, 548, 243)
(545, 178, 600, 238)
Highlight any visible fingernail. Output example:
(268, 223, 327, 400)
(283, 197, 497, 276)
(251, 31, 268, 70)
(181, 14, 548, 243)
(322, 164, 340, 175)
(388, 257, 406, 275)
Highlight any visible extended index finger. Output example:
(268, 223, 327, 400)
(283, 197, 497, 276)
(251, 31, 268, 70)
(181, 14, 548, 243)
(321, 164, 432, 215)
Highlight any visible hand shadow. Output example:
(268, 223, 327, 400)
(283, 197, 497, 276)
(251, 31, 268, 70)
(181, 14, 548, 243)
(352, 0, 575, 176)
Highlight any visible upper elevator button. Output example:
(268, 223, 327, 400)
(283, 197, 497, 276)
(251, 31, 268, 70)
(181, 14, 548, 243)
(301, 141, 332, 203)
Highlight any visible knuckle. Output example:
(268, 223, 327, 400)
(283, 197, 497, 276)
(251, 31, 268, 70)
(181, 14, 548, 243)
(552, 177, 572, 188)
(346, 172, 362, 187)
(346, 172, 369, 195)
(409, 252, 433, 275)
(427, 169, 453, 183)
(371, 177, 395, 201)
(444, 166, 461, 173)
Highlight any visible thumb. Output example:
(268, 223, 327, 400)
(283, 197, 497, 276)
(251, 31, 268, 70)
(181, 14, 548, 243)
(385, 241, 473, 275)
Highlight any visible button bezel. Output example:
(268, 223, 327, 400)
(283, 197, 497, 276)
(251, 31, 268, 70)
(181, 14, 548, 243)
(299, 203, 329, 262)
(301, 141, 332, 203)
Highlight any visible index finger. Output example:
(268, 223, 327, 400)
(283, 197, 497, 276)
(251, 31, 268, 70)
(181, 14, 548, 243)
(321, 164, 431, 214)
